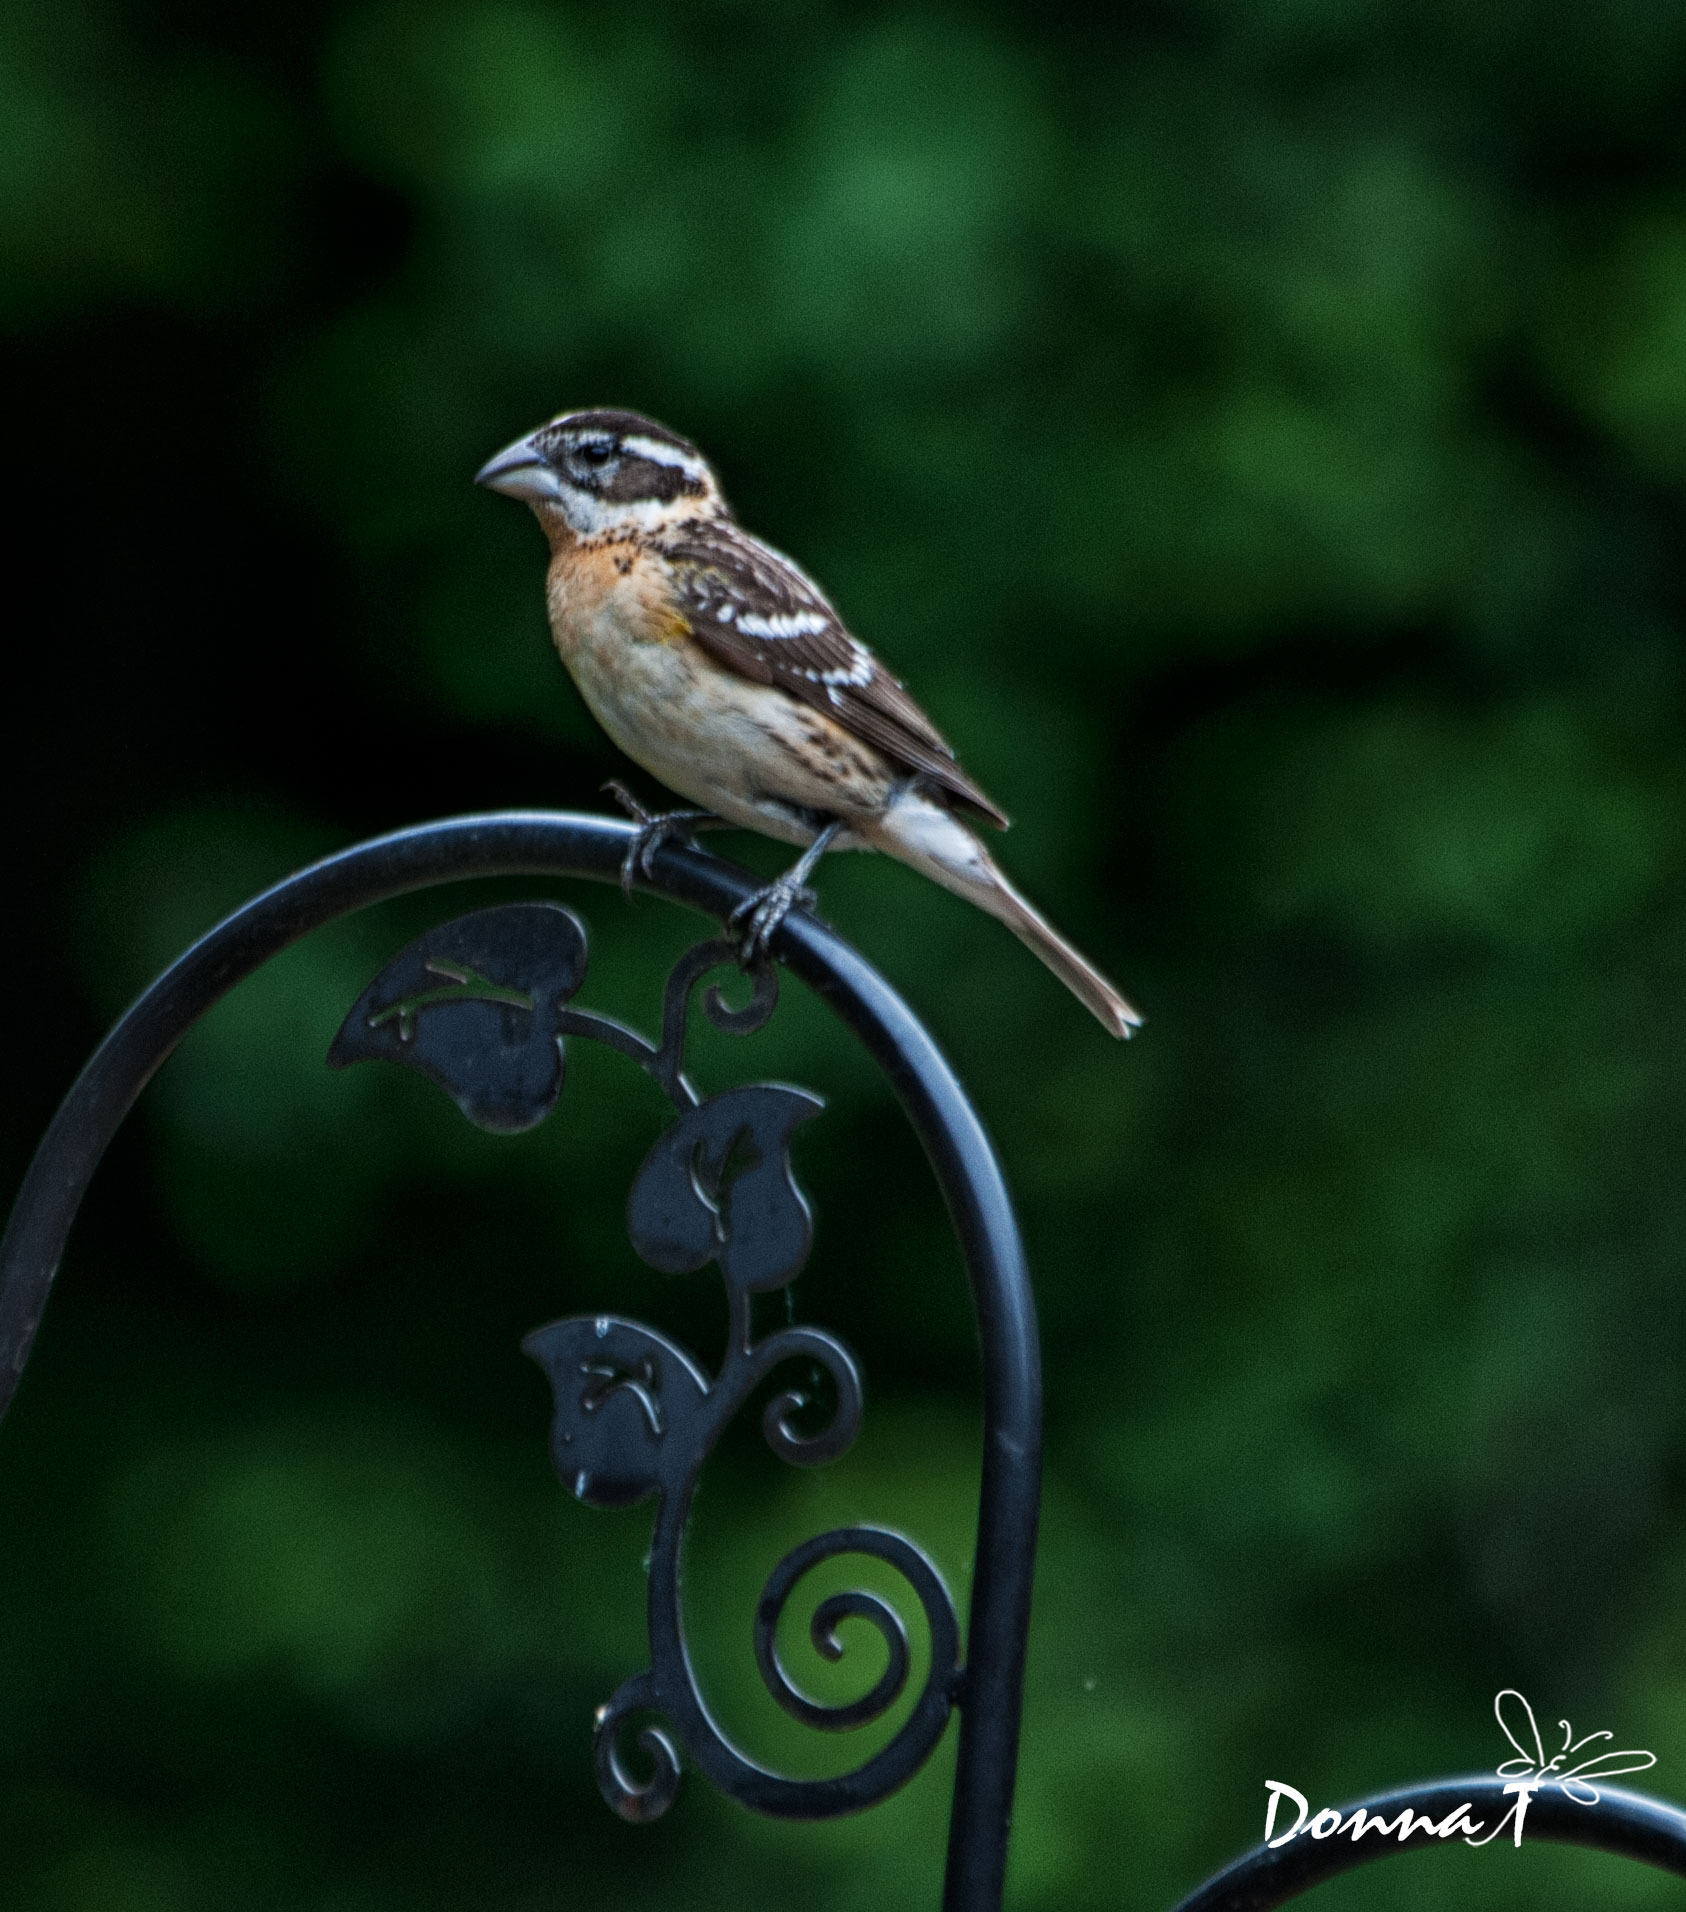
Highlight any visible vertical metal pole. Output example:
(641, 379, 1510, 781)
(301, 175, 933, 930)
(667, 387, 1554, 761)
(784, 934, 1042, 1912)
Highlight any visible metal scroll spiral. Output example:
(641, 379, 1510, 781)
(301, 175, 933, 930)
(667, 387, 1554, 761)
(328, 901, 962, 1822)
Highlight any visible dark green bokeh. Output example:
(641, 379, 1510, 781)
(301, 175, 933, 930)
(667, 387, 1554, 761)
(6, 1, 1686, 1907)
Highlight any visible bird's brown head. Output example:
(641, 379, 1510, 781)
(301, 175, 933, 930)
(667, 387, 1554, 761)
(475, 409, 725, 542)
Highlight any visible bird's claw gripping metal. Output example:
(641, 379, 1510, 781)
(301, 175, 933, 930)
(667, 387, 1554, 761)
(728, 873, 818, 964)
(604, 782, 722, 898)
(725, 818, 842, 964)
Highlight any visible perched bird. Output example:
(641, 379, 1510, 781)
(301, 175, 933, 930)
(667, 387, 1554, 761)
(475, 408, 1140, 1037)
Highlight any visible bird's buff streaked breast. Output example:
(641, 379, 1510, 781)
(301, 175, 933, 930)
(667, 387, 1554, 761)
(543, 540, 896, 844)
(546, 539, 690, 664)
(545, 542, 698, 752)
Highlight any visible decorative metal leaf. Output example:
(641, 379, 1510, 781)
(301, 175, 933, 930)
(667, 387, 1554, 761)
(627, 1085, 823, 1293)
(328, 903, 588, 1132)
(521, 1315, 710, 1508)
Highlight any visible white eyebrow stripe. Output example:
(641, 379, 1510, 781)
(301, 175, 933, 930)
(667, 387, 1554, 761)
(623, 434, 711, 480)
(736, 610, 832, 639)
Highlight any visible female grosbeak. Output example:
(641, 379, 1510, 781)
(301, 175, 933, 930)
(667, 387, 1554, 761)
(477, 409, 1138, 1038)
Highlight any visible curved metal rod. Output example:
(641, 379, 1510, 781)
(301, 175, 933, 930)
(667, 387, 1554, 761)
(1170, 1777, 1686, 1912)
(0, 808, 1039, 1912)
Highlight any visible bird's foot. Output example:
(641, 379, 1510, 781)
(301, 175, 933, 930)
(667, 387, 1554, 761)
(728, 871, 818, 964)
(725, 819, 842, 962)
(604, 782, 723, 897)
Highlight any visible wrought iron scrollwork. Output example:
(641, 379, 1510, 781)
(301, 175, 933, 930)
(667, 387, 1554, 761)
(331, 901, 962, 1822)
(18, 808, 1686, 1911)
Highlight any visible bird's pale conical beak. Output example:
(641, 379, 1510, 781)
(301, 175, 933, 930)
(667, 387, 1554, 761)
(475, 433, 566, 503)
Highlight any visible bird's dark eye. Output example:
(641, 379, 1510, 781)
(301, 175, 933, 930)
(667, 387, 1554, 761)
(577, 442, 615, 466)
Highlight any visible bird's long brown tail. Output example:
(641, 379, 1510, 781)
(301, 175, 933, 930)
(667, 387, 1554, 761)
(862, 792, 1141, 1039)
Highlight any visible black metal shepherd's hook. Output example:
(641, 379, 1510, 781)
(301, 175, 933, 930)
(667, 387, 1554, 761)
(0, 810, 1041, 1912)
(7, 807, 1686, 1911)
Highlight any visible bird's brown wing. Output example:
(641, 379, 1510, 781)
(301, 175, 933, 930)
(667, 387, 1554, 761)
(659, 519, 1009, 829)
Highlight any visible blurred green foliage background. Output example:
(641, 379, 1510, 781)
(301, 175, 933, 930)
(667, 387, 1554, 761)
(6, 0, 1686, 1907)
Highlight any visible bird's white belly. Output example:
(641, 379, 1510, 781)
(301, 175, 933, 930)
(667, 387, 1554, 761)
(554, 598, 892, 849)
